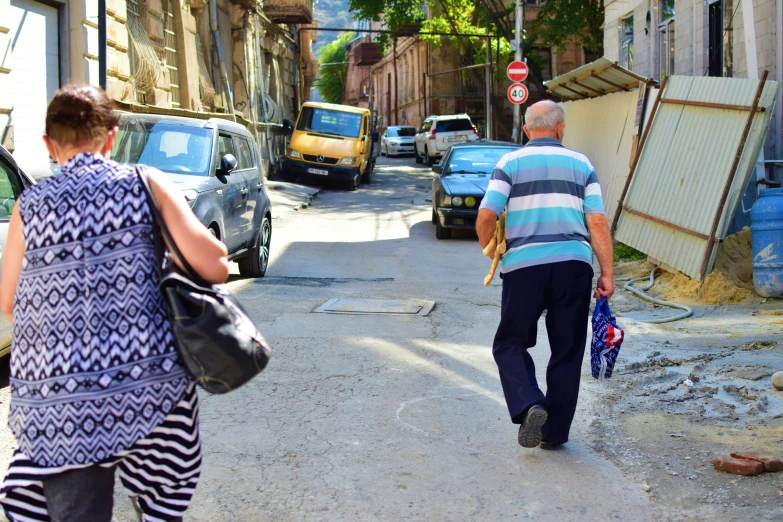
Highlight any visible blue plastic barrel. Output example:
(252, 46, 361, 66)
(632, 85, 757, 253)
(751, 188, 783, 297)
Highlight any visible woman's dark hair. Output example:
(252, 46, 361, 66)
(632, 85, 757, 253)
(45, 84, 120, 147)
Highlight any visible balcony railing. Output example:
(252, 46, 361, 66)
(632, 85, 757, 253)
(354, 42, 381, 66)
(264, 0, 313, 24)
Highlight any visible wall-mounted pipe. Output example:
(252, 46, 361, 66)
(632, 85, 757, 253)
(776, 0, 783, 179)
(255, 15, 275, 168)
(209, 0, 235, 120)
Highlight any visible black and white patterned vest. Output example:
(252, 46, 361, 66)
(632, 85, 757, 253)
(9, 153, 189, 467)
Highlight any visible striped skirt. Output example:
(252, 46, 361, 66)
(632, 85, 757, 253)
(0, 384, 202, 522)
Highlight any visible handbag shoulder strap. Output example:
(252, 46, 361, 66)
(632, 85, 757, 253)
(135, 165, 203, 283)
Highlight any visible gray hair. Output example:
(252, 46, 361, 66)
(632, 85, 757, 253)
(524, 100, 565, 131)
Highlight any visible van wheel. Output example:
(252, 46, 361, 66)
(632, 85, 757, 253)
(415, 148, 423, 164)
(361, 162, 373, 184)
(238, 217, 271, 278)
(347, 172, 361, 191)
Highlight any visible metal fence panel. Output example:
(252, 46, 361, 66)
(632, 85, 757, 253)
(615, 75, 780, 280)
(561, 89, 640, 224)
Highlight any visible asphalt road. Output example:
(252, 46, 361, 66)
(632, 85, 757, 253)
(0, 155, 658, 521)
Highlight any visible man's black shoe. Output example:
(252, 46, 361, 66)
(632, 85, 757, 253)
(517, 405, 548, 448)
(539, 440, 565, 450)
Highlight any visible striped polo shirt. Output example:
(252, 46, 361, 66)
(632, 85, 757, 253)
(479, 137, 604, 274)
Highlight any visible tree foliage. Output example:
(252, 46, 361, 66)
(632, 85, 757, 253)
(314, 32, 354, 104)
(528, 0, 604, 54)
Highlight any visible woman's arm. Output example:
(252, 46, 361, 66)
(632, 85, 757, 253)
(1, 205, 25, 322)
(146, 168, 230, 284)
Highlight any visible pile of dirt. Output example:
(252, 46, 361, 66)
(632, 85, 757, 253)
(713, 227, 753, 289)
(651, 270, 754, 305)
(618, 229, 755, 305)
(614, 259, 656, 280)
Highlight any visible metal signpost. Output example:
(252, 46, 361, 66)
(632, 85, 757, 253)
(507, 61, 528, 83)
(507, 83, 528, 105)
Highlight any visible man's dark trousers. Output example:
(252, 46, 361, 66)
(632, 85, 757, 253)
(493, 260, 593, 444)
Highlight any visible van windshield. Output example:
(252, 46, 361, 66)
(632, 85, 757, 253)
(113, 119, 213, 176)
(296, 107, 363, 138)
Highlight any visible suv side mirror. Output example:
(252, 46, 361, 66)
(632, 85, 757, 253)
(431, 164, 442, 174)
(218, 153, 238, 175)
(371, 130, 379, 142)
(282, 119, 294, 135)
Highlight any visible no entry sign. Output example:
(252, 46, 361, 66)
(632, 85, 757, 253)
(507, 83, 529, 105)
(507, 61, 529, 82)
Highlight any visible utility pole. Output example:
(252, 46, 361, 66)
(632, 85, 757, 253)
(485, 35, 492, 140)
(512, 0, 523, 143)
(98, 0, 107, 90)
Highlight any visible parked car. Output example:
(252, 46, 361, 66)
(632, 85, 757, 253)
(282, 101, 379, 190)
(0, 145, 35, 356)
(431, 141, 522, 239)
(112, 113, 273, 277)
(415, 114, 479, 166)
(380, 126, 417, 157)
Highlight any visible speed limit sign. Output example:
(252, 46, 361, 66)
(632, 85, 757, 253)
(507, 83, 529, 105)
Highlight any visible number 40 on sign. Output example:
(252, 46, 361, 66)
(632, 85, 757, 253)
(507, 83, 529, 105)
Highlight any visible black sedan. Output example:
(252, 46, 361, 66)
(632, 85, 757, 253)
(431, 142, 522, 239)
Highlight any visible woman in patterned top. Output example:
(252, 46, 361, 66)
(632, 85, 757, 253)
(0, 84, 229, 521)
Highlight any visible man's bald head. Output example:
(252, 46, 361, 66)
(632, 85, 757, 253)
(523, 100, 566, 141)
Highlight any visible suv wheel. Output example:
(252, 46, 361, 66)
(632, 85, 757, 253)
(238, 217, 271, 278)
(425, 147, 435, 166)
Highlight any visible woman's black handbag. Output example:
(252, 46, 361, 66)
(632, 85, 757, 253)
(136, 166, 271, 394)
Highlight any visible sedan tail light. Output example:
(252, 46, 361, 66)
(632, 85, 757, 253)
(431, 127, 437, 137)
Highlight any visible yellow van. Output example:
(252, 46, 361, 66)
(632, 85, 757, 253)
(281, 102, 378, 190)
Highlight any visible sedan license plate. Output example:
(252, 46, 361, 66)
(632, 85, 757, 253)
(448, 135, 468, 143)
(307, 168, 329, 175)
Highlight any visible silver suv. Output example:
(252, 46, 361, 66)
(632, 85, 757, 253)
(414, 114, 478, 166)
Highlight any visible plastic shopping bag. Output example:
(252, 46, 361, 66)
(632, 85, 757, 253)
(590, 297, 624, 380)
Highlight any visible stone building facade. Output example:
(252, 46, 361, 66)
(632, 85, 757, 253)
(353, 4, 594, 141)
(603, 0, 782, 175)
(0, 0, 317, 179)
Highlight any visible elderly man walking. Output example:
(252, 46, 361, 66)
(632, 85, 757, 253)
(477, 100, 614, 449)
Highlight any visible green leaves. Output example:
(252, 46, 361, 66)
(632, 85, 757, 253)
(528, 0, 604, 54)
(314, 32, 354, 104)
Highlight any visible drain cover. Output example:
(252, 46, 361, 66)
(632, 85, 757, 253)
(314, 298, 435, 316)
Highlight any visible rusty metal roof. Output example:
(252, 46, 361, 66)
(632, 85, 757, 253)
(614, 74, 781, 281)
(545, 57, 656, 100)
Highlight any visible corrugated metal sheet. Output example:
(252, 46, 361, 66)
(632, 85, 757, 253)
(545, 57, 656, 100)
(561, 89, 640, 224)
(615, 75, 781, 280)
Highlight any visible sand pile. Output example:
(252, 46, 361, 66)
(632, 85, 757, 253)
(651, 270, 753, 305)
(619, 228, 756, 305)
(714, 227, 753, 289)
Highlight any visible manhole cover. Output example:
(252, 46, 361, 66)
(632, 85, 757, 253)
(314, 298, 435, 316)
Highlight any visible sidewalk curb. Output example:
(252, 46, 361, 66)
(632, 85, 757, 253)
(267, 181, 323, 220)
